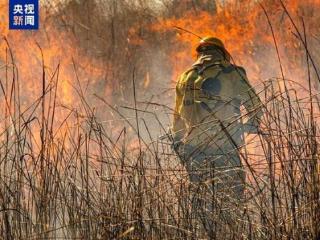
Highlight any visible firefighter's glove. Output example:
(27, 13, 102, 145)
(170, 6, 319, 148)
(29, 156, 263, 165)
(171, 137, 182, 152)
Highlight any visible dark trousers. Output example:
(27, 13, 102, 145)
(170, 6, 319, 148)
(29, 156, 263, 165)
(179, 144, 246, 238)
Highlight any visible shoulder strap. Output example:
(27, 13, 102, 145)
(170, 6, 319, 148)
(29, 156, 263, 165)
(198, 62, 223, 75)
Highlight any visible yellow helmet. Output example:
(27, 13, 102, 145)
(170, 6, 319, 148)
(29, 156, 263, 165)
(196, 37, 231, 59)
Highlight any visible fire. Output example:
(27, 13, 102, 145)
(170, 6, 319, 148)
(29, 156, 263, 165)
(149, 0, 320, 91)
(142, 0, 320, 175)
(0, 1, 108, 133)
(0, 1, 110, 149)
(0, 0, 319, 149)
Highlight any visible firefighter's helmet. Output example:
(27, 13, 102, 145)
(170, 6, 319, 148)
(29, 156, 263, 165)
(196, 37, 231, 59)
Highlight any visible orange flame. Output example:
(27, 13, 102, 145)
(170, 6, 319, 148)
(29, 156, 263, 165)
(149, 0, 320, 91)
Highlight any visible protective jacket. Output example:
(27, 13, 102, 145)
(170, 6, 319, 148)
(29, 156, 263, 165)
(172, 54, 262, 153)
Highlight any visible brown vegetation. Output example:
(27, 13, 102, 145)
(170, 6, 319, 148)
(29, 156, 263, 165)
(0, 0, 319, 239)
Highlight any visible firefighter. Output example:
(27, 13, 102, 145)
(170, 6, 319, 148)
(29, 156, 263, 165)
(171, 36, 263, 236)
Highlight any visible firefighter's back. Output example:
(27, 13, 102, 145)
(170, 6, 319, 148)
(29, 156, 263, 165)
(180, 61, 247, 150)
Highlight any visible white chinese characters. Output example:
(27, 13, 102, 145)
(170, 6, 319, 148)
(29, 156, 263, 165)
(13, 15, 23, 26)
(13, 4, 23, 14)
(12, 3, 36, 27)
(25, 15, 34, 26)
(24, 4, 35, 14)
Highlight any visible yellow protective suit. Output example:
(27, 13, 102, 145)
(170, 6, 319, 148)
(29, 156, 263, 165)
(172, 53, 262, 194)
(171, 53, 263, 237)
(172, 54, 262, 154)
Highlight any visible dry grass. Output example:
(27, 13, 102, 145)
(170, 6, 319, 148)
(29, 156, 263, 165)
(0, 0, 319, 239)
(0, 55, 319, 240)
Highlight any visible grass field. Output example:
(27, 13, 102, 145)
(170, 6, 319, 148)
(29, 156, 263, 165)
(0, 0, 319, 239)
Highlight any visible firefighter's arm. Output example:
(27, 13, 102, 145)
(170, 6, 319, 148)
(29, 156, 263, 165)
(236, 67, 263, 133)
(171, 76, 186, 142)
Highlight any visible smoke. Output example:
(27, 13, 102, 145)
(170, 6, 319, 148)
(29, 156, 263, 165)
(0, 0, 319, 142)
